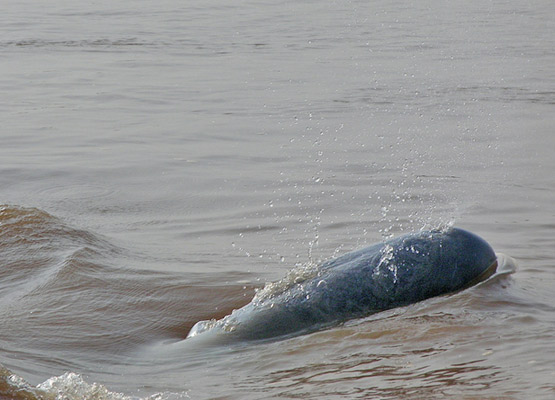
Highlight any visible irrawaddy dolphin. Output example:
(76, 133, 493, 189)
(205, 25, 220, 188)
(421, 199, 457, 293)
(187, 227, 497, 342)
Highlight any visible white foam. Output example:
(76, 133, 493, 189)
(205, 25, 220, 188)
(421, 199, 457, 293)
(2, 369, 190, 400)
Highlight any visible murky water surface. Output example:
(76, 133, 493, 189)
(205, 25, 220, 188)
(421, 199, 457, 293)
(1, 1, 554, 399)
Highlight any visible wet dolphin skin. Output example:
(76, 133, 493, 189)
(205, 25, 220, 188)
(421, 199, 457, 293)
(188, 227, 497, 341)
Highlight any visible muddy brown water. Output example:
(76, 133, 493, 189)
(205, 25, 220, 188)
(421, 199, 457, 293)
(1, 1, 554, 399)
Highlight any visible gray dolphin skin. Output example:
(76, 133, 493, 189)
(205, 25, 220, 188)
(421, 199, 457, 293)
(188, 227, 497, 342)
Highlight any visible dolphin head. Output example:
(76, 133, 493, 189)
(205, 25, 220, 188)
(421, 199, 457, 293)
(433, 227, 497, 290)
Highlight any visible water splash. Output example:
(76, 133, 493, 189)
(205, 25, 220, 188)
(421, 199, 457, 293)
(251, 260, 321, 305)
(188, 259, 326, 338)
(0, 366, 190, 400)
(373, 244, 399, 284)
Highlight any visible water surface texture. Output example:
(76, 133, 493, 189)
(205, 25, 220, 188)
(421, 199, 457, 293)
(1, 1, 554, 399)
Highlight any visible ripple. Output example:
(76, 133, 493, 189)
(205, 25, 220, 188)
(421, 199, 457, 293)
(1, 38, 155, 49)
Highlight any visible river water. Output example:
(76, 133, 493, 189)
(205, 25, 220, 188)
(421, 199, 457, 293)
(1, 0, 554, 399)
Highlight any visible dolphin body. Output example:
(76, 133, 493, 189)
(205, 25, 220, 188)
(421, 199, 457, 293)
(187, 227, 497, 342)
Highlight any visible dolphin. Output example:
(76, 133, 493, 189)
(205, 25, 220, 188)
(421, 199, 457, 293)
(187, 227, 497, 342)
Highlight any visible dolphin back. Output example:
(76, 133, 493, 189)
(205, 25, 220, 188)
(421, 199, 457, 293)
(188, 227, 497, 341)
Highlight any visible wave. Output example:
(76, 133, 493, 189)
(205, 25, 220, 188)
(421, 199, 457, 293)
(1, 38, 152, 49)
(0, 205, 254, 395)
(0, 364, 190, 400)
